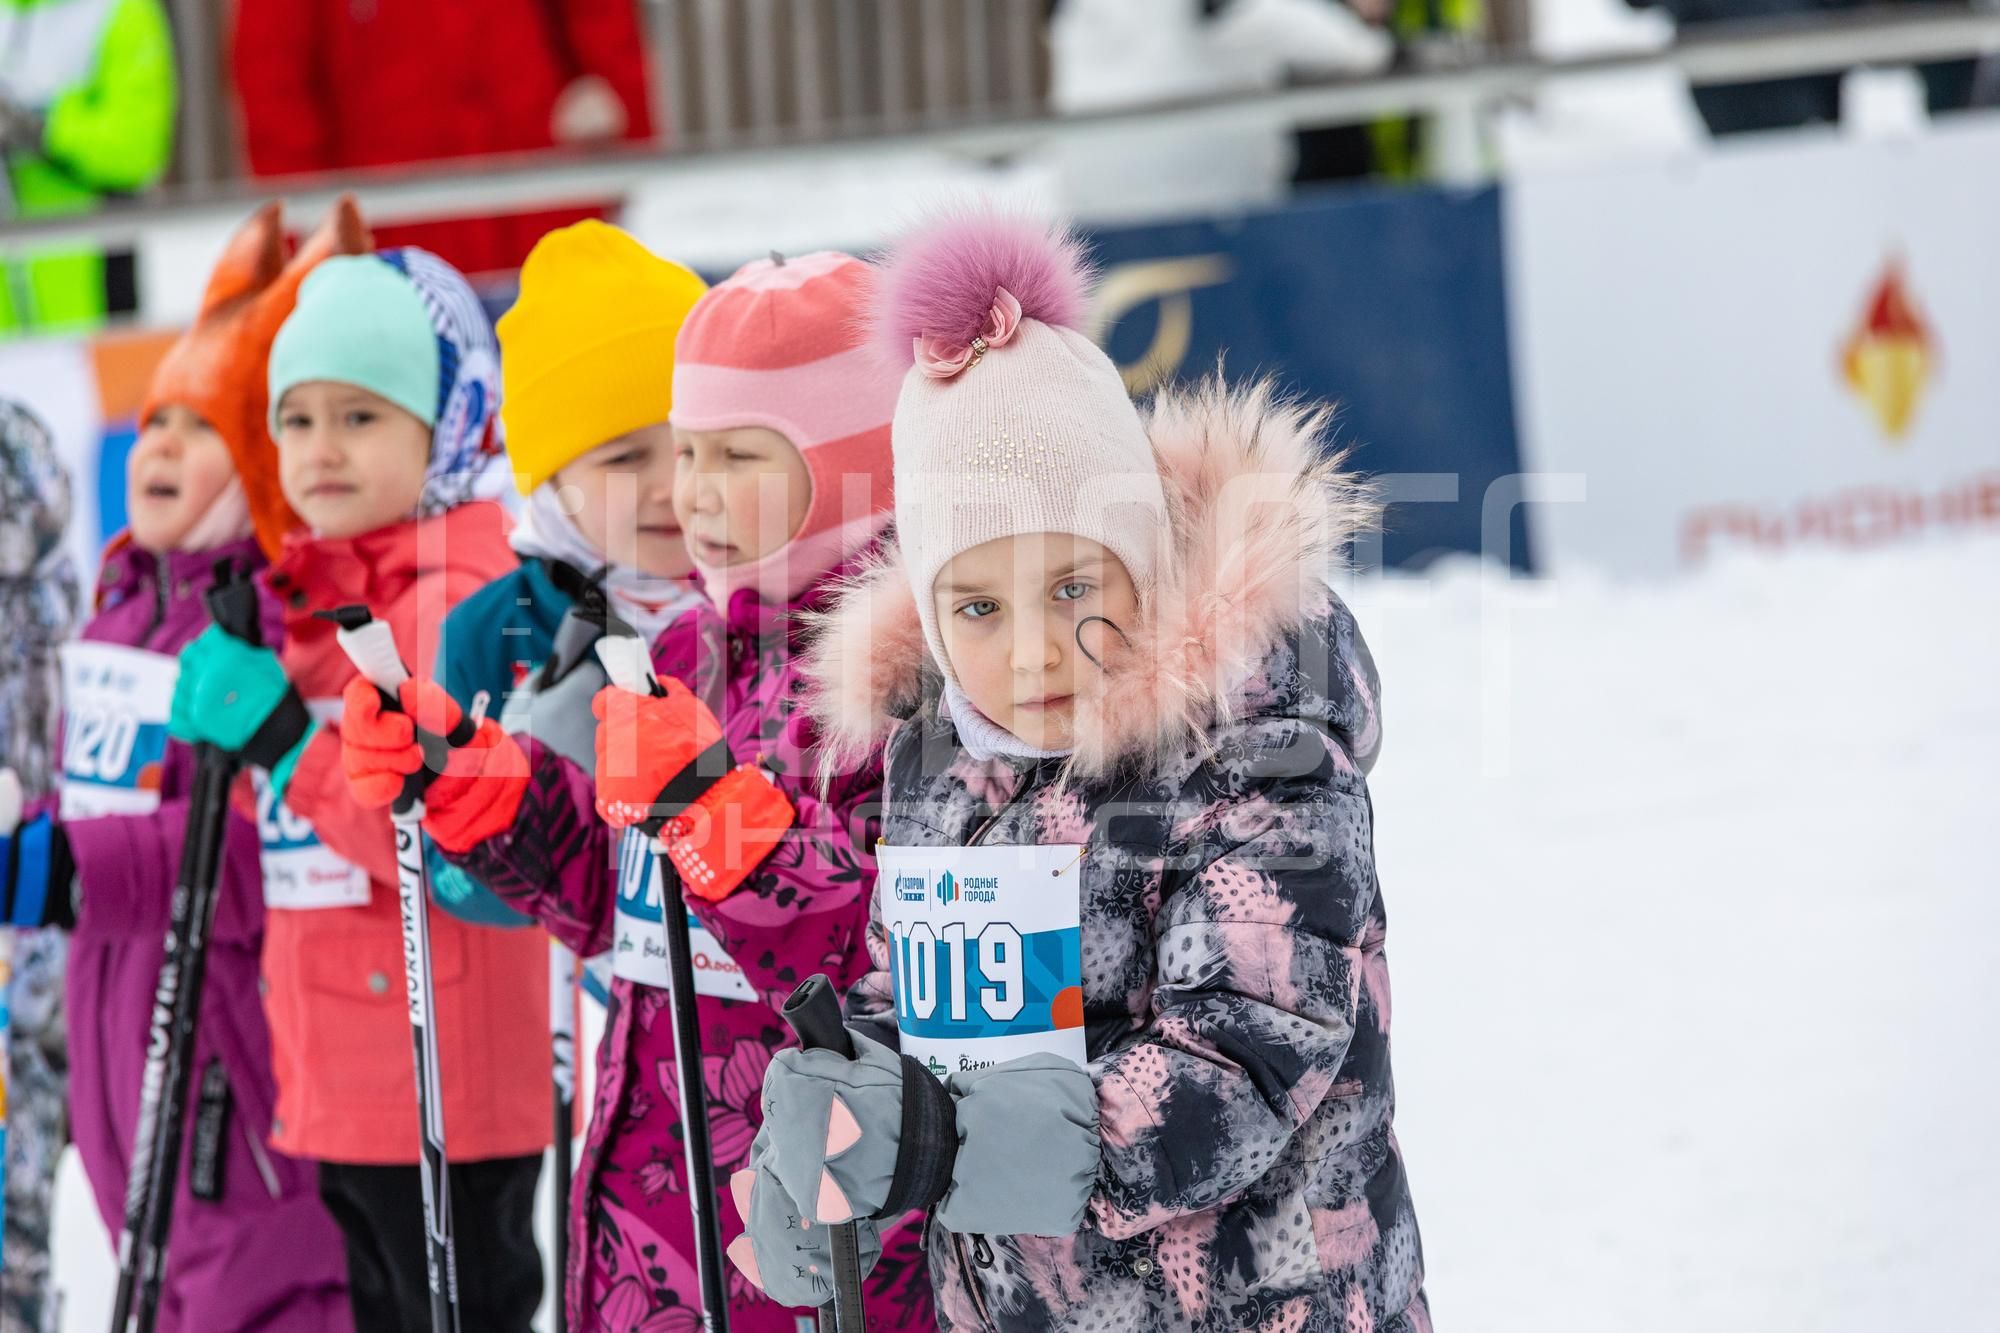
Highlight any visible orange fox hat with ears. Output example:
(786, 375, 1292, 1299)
(140, 195, 372, 560)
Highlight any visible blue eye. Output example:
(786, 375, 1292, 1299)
(957, 600, 1000, 620)
(1054, 582, 1092, 602)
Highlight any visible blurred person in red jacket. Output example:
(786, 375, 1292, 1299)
(231, 0, 656, 279)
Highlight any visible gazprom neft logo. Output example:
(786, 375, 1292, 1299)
(894, 873, 928, 903)
(935, 870, 958, 905)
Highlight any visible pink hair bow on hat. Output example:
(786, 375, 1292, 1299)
(915, 286, 1023, 380)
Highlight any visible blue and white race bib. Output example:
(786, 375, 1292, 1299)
(876, 843, 1087, 1079)
(58, 642, 176, 819)
(257, 698, 370, 911)
(612, 826, 756, 1001)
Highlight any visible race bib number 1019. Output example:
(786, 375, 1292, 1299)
(875, 843, 1087, 1080)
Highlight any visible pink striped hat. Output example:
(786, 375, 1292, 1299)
(671, 251, 903, 605)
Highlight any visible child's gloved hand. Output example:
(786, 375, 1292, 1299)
(0, 770, 75, 931)
(339, 676, 529, 853)
(592, 680, 796, 902)
(725, 1134, 884, 1309)
(759, 1028, 1103, 1238)
(168, 625, 311, 773)
(590, 677, 725, 828)
(759, 1025, 907, 1226)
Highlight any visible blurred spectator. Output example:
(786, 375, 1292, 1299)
(1048, 0, 1388, 220)
(1294, 0, 1485, 183)
(0, 398, 80, 1333)
(1624, 0, 1974, 135)
(0, 0, 176, 335)
(232, 0, 656, 278)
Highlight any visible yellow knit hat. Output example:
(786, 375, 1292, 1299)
(497, 221, 709, 493)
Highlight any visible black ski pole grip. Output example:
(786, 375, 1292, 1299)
(782, 973, 867, 1332)
(782, 975, 855, 1060)
(204, 560, 264, 648)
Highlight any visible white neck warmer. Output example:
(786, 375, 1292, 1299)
(177, 476, 254, 552)
(511, 483, 703, 643)
(941, 680, 1072, 763)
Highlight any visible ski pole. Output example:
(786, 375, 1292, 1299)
(110, 562, 260, 1333)
(594, 634, 732, 1333)
(322, 605, 463, 1333)
(550, 937, 575, 1333)
(779, 975, 868, 1333)
(530, 569, 628, 1333)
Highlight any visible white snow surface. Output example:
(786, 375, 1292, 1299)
(48, 533, 2000, 1331)
(1347, 534, 1999, 1329)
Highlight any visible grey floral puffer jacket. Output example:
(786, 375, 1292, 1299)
(805, 380, 1430, 1333)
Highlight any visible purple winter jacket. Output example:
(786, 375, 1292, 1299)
(59, 536, 350, 1333)
(448, 548, 934, 1333)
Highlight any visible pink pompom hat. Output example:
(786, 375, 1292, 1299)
(870, 208, 1169, 686)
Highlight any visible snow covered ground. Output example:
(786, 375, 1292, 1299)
(48, 533, 1999, 1330)
(1350, 534, 2000, 1330)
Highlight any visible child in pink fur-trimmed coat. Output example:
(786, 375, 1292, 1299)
(731, 209, 1431, 1333)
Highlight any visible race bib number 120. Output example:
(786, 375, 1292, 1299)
(875, 843, 1087, 1080)
(58, 642, 176, 819)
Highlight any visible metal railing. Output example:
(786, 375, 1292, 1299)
(650, 0, 1047, 146)
(4, 5, 1997, 250)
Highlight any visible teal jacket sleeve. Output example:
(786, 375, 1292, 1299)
(425, 570, 545, 928)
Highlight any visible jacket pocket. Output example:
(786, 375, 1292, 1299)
(293, 916, 468, 1106)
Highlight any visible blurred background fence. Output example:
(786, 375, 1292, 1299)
(6, 0, 1996, 586)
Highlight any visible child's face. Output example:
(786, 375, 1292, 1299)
(127, 404, 237, 554)
(552, 423, 691, 580)
(671, 426, 811, 567)
(276, 382, 431, 539)
(933, 533, 1138, 752)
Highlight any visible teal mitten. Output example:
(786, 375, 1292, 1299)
(168, 625, 314, 782)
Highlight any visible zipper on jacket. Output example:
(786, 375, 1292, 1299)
(955, 761, 1053, 1326)
(951, 1230, 998, 1327)
(144, 560, 169, 645)
(969, 761, 1057, 846)
(242, 1115, 283, 1200)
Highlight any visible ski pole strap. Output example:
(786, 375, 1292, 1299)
(875, 1055, 959, 1220)
(635, 738, 736, 840)
(238, 690, 313, 770)
(398, 708, 480, 813)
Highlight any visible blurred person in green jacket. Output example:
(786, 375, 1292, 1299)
(0, 0, 175, 336)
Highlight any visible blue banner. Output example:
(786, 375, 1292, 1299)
(1083, 184, 1529, 569)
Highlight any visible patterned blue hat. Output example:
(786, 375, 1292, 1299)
(269, 248, 504, 517)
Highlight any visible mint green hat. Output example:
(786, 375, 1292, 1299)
(268, 254, 440, 432)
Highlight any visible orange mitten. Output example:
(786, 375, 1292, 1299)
(591, 679, 795, 899)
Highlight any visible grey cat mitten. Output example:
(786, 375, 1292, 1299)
(726, 1130, 885, 1309)
(743, 1024, 1103, 1238)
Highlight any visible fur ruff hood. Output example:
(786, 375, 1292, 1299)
(803, 376, 1378, 783)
